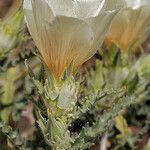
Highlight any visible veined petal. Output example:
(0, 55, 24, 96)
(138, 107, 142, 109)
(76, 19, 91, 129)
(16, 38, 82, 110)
(105, 10, 128, 50)
(129, 6, 150, 49)
(105, 0, 126, 11)
(106, 5, 150, 51)
(46, 0, 76, 17)
(24, 0, 121, 80)
(31, 0, 54, 22)
(24, 0, 54, 51)
(125, 0, 150, 9)
(32, 16, 94, 80)
(82, 10, 118, 61)
(72, 0, 106, 18)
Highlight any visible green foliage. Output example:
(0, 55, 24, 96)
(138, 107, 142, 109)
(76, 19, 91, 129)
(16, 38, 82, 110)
(0, 122, 22, 149)
(22, 50, 150, 149)
(0, 46, 150, 150)
(0, 68, 16, 122)
(0, 10, 149, 150)
(115, 115, 132, 147)
(0, 10, 24, 61)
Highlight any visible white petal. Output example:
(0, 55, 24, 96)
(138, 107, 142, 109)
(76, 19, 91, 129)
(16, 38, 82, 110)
(72, 0, 106, 18)
(35, 16, 94, 78)
(23, 0, 54, 51)
(105, 0, 126, 10)
(106, 5, 150, 51)
(24, 0, 121, 79)
(46, 0, 76, 17)
(125, 0, 150, 9)
(130, 6, 150, 48)
(81, 10, 117, 61)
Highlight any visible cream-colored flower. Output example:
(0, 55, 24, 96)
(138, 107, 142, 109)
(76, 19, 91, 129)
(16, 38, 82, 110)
(105, 0, 150, 52)
(24, 0, 122, 81)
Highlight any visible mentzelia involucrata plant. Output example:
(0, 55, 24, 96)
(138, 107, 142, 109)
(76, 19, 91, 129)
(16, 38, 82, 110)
(105, 0, 150, 52)
(23, 0, 126, 149)
(24, 0, 122, 82)
(0, 0, 24, 59)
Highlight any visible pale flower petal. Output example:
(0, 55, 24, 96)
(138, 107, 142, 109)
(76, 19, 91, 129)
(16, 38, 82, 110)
(105, 0, 126, 10)
(80, 10, 118, 62)
(31, 15, 94, 80)
(24, 0, 54, 51)
(106, 1, 150, 51)
(125, 0, 150, 9)
(72, 0, 106, 18)
(24, 0, 122, 80)
(46, 0, 76, 17)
